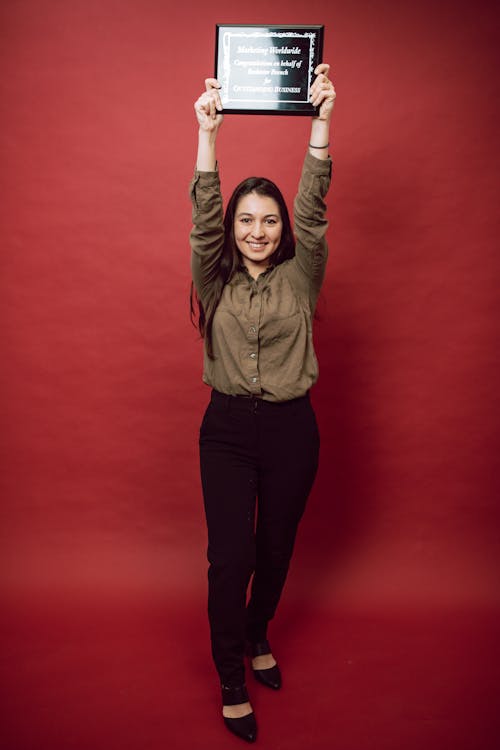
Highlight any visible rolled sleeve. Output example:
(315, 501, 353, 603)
(293, 152, 332, 302)
(189, 168, 225, 302)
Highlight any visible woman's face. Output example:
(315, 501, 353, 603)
(234, 192, 283, 276)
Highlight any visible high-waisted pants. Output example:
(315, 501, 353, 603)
(199, 388, 320, 688)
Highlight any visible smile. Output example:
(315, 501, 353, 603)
(247, 242, 267, 250)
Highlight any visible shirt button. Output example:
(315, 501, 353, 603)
(250, 353, 257, 359)
(248, 326, 256, 334)
(251, 377, 258, 383)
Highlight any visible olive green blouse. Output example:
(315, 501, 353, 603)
(190, 151, 332, 402)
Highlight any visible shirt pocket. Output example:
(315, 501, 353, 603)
(260, 311, 305, 347)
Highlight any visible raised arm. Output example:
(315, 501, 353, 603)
(194, 78, 224, 171)
(290, 64, 336, 307)
(190, 78, 225, 303)
(308, 63, 336, 159)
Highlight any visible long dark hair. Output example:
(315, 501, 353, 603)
(190, 176, 295, 357)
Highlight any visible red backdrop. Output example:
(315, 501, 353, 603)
(1, 1, 499, 748)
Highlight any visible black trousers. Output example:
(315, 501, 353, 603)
(199, 389, 320, 688)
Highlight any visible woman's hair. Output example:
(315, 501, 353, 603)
(190, 176, 295, 358)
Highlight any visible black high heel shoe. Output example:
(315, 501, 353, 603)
(221, 684, 257, 743)
(250, 639, 282, 690)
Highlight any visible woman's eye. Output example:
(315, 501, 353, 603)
(266, 218, 277, 225)
(240, 217, 252, 224)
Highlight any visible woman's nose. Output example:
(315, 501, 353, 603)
(252, 222, 265, 238)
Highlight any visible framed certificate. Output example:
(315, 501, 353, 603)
(215, 24, 325, 115)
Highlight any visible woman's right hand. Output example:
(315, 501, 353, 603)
(194, 78, 224, 133)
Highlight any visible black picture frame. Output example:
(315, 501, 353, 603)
(214, 24, 325, 115)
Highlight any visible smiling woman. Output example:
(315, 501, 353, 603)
(189, 66, 336, 743)
(234, 193, 283, 277)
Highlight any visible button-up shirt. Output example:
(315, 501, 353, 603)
(190, 151, 332, 402)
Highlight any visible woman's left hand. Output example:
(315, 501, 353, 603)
(310, 63, 336, 121)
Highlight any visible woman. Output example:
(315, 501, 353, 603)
(190, 64, 336, 743)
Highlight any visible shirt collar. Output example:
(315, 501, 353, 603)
(238, 263, 276, 279)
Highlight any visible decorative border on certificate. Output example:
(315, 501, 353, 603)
(215, 25, 325, 115)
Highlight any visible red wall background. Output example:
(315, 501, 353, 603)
(1, 1, 499, 748)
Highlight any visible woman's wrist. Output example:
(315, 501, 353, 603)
(198, 127, 218, 144)
(309, 120, 331, 158)
(196, 127, 221, 170)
